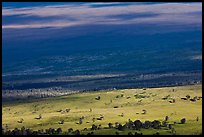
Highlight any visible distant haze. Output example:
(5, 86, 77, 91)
(2, 2, 202, 90)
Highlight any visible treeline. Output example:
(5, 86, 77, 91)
(2, 117, 190, 135)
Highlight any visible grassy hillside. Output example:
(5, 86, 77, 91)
(2, 84, 202, 135)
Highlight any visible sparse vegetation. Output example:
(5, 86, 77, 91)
(2, 84, 202, 135)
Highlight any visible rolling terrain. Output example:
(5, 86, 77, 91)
(2, 84, 202, 135)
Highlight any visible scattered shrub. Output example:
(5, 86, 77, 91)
(95, 96, 100, 100)
(180, 118, 186, 124)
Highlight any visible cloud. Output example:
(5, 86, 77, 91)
(2, 2, 202, 29)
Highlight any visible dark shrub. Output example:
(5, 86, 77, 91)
(79, 118, 83, 124)
(95, 96, 100, 100)
(17, 118, 24, 123)
(180, 118, 186, 124)
(193, 96, 198, 100)
(115, 122, 120, 128)
(143, 121, 152, 129)
(47, 128, 55, 134)
(98, 124, 102, 130)
(91, 124, 97, 130)
(196, 116, 199, 121)
(142, 109, 147, 114)
(35, 114, 42, 120)
(92, 118, 95, 122)
(181, 97, 187, 100)
(74, 130, 80, 135)
(108, 123, 113, 128)
(134, 120, 143, 130)
(83, 128, 87, 131)
(186, 95, 190, 99)
(168, 124, 172, 129)
(125, 120, 134, 129)
(59, 120, 64, 124)
(65, 108, 71, 113)
(117, 124, 124, 131)
(116, 95, 120, 98)
(56, 128, 62, 134)
(162, 121, 167, 127)
(152, 120, 161, 129)
(190, 98, 196, 102)
(165, 116, 169, 121)
(68, 128, 73, 133)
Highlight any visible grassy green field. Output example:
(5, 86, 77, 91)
(2, 84, 202, 135)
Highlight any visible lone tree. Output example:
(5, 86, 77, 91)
(108, 123, 113, 128)
(165, 116, 169, 121)
(79, 118, 83, 124)
(186, 95, 190, 99)
(142, 109, 147, 114)
(65, 108, 71, 113)
(92, 118, 95, 122)
(180, 118, 186, 124)
(98, 124, 102, 130)
(196, 116, 199, 121)
(115, 122, 120, 128)
(91, 124, 97, 130)
(121, 113, 124, 117)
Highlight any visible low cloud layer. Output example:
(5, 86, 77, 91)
(2, 2, 202, 29)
